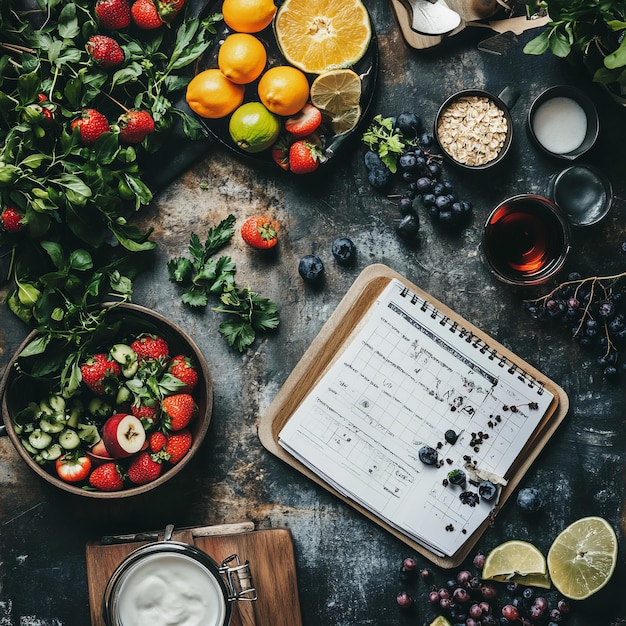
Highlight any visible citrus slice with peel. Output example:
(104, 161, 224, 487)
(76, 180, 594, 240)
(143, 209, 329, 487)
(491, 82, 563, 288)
(275, 0, 371, 74)
(482, 540, 550, 588)
(310, 69, 361, 116)
(547, 516, 618, 600)
(330, 105, 361, 135)
(430, 617, 452, 626)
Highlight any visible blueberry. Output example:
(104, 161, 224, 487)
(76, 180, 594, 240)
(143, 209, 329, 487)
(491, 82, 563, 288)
(428, 162, 442, 179)
(418, 445, 438, 465)
(399, 152, 418, 172)
(367, 166, 391, 190)
(516, 487, 544, 513)
(396, 214, 420, 239)
(298, 254, 325, 284)
(435, 195, 451, 210)
(415, 177, 433, 192)
(331, 237, 357, 266)
(395, 111, 423, 137)
(420, 132, 434, 148)
(397, 196, 414, 216)
(421, 193, 436, 207)
(447, 469, 466, 486)
(364, 150, 384, 170)
(402, 170, 418, 183)
(444, 429, 458, 444)
(478, 480, 497, 502)
(432, 182, 445, 196)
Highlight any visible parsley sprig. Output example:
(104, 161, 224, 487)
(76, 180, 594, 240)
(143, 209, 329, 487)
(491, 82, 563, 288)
(167, 215, 280, 352)
(361, 114, 407, 173)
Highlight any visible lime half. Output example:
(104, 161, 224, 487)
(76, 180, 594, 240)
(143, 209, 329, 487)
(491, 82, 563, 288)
(482, 540, 550, 588)
(547, 516, 618, 600)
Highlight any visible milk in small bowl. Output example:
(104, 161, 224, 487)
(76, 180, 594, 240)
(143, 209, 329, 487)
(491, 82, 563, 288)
(527, 85, 599, 160)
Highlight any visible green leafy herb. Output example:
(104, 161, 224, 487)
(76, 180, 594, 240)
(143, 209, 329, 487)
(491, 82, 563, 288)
(167, 215, 280, 352)
(361, 114, 407, 173)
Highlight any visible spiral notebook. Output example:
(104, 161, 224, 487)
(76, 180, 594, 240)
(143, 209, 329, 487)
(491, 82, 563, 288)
(259, 265, 568, 566)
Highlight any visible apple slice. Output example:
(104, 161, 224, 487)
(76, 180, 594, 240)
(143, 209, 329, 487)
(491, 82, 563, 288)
(101, 413, 146, 458)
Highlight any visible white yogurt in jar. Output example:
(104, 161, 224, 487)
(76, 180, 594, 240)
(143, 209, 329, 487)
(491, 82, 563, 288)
(115, 552, 226, 626)
(531, 96, 588, 154)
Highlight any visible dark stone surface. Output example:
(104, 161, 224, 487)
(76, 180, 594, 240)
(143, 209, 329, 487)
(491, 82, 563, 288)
(2, 1, 626, 625)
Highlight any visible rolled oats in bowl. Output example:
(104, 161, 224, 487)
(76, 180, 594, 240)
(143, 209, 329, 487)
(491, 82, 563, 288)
(436, 93, 511, 168)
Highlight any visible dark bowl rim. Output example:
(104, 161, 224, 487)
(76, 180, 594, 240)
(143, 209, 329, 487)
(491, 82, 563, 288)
(0, 302, 213, 499)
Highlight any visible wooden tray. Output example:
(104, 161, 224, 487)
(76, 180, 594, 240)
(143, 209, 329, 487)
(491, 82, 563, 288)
(86, 523, 302, 626)
(258, 264, 569, 568)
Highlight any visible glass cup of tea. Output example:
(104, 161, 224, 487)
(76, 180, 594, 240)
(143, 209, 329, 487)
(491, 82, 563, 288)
(482, 194, 571, 286)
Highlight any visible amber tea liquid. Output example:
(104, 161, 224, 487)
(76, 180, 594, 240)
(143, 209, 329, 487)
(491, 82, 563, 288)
(483, 196, 570, 285)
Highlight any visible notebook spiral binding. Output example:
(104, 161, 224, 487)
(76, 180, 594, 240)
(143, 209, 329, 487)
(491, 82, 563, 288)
(400, 287, 546, 395)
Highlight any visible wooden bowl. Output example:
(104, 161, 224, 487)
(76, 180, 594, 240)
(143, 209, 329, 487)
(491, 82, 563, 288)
(0, 303, 213, 499)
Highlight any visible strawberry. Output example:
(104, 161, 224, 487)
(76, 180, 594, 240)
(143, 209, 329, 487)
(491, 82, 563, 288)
(156, 0, 185, 24)
(241, 215, 279, 250)
(165, 429, 192, 464)
(167, 354, 198, 392)
(80, 353, 121, 395)
(130, 334, 169, 362)
(88, 462, 124, 491)
(162, 393, 197, 431)
(86, 35, 125, 69)
(131, 401, 158, 426)
(131, 0, 163, 29)
(270, 135, 290, 171)
(289, 139, 323, 175)
(71, 109, 111, 146)
(285, 103, 322, 138)
(95, 0, 131, 30)
(149, 431, 167, 453)
(127, 451, 163, 484)
(1, 207, 24, 233)
(55, 454, 92, 483)
(118, 110, 155, 144)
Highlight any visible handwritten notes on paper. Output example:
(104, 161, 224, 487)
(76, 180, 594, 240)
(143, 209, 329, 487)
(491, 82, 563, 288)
(279, 279, 555, 557)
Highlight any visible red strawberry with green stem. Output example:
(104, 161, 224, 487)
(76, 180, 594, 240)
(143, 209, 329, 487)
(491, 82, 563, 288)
(131, 0, 163, 29)
(1, 207, 24, 233)
(95, 0, 131, 30)
(71, 109, 111, 146)
(156, 0, 185, 24)
(165, 429, 192, 464)
(131, 401, 158, 427)
(270, 135, 290, 171)
(167, 355, 198, 392)
(86, 35, 125, 69)
(127, 451, 162, 484)
(289, 139, 323, 174)
(118, 110, 155, 143)
(241, 215, 279, 250)
(88, 462, 124, 491)
(285, 103, 322, 138)
(55, 454, 92, 483)
(80, 353, 121, 395)
(162, 393, 197, 431)
(130, 334, 169, 362)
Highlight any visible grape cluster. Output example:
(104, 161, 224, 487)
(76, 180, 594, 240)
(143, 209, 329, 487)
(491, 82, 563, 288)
(396, 553, 572, 626)
(523, 271, 626, 382)
(363, 111, 473, 240)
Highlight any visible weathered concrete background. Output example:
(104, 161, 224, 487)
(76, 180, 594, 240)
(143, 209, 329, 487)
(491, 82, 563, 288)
(2, 1, 626, 624)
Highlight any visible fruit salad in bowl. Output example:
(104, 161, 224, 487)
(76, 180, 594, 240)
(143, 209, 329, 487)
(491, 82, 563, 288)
(0, 303, 212, 498)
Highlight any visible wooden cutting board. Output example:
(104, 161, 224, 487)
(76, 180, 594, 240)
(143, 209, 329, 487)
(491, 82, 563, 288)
(86, 523, 302, 626)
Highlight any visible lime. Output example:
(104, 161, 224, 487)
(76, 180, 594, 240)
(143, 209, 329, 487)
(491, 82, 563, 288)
(330, 105, 361, 135)
(547, 516, 618, 600)
(228, 102, 280, 153)
(482, 540, 550, 588)
(430, 616, 452, 626)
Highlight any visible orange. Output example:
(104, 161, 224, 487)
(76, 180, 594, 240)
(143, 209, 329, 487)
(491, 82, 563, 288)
(218, 33, 267, 85)
(185, 69, 245, 119)
(222, 0, 277, 33)
(257, 65, 309, 116)
(275, 0, 371, 74)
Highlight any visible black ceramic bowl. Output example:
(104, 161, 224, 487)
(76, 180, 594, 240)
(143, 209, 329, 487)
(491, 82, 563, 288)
(434, 88, 515, 171)
(0, 303, 213, 499)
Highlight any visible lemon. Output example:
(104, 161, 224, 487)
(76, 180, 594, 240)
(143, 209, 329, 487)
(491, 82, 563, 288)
(430, 617, 452, 626)
(330, 105, 361, 135)
(186, 69, 245, 119)
(228, 102, 281, 153)
(310, 69, 361, 116)
(222, 0, 277, 33)
(218, 33, 267, 85)
(275, 0, 371, 74)
(547, 516, 618, 600)
(482, 540, 551, 588)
